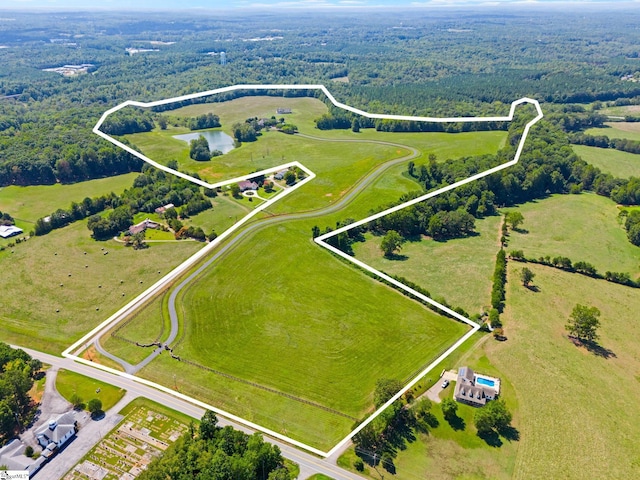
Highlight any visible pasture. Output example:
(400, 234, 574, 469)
(572, 144, 640, 179)
(138, 218, 469, 449)
(585, 122, 640, 142)
(352, 215, 502, 315)
(0, 173, 138, 224)
(488, 262, 640, 479)
(506, 193, 640, 277)
(0, 219, 202, 353)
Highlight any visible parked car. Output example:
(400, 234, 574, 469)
(441, 379, 450, 389)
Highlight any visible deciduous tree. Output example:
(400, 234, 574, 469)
(566, 304, 601, 342)
(380, 230, 404, 257)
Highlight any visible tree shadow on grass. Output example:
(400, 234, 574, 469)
(568, 336, 616, 359)
(386, 253, 408, 261)
(583, 340, 616, 359)
(445, 414, 466, 431)
(477, 430, 503, 447)
(499, 425, 520, 442)
(525, 284, 540, 292)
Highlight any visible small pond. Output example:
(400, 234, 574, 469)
(173, 130, 235, 154)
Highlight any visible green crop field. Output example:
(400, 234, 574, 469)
(489, 262, 640, 479)
(0, 219, 202, 354)
(352, 215, 502, 315)
(56, 369, 126, 411)
(586, 122, 640, 142)
(572, 145, 640, 179)
(506, 193, 640, 277)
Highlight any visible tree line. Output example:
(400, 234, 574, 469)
(0, 343, 42, 443)
(569, 133, 640, 155)
(510, 249, 640, 288)
(34, 165, 213, 239)
(139, 411, 293, 480)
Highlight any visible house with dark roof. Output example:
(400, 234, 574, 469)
(453, 366, 500, 407)
(35, 412, 77, 451)
(238, 180, 258, 191)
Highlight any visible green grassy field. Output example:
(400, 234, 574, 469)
(586, 122, 640, 142)
(101, 294, 170, 365)
(506, 193, 640, 277)
(0, 219, 202, 353)
(339, 259, 640, 479)
(0, 173, 138, 224)
(600, 105, 640, 116)
(572, 144, 640, 179)
(135, 218, 468, 449)
(352, 215, 502, 315)
(338, 343, 519, 480)
(126, 96, 507, 216)
(488, 262, 640, 479)
(56, 369, 126, 411)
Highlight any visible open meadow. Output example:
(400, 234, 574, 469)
(585, 121, 640, 142)
(125, 95, 507, 215)
(572, 144, 640, 179)
(488, 262, 640, 479)
(132, 216, 469, 449)
(0, 219, 202, 354)
(352, 215, 502, 316)
(338, 258, 640, 480)
(506, 193, 640, 278)
(0, 173, 139, 244)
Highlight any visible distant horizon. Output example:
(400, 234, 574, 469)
(1, 0, 639, 12)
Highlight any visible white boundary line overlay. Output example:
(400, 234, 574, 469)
(60, 84, 543, 458)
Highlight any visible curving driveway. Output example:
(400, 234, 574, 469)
(96, 133, 419, 374)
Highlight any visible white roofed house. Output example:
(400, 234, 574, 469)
(0, 225, 23, 238)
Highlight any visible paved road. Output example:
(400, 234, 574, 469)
(18, 347, 366, 480)
(97, 133, 419, 374)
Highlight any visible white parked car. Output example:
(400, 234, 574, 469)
(441, 379, 450, 389)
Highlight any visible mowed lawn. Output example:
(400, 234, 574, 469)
(488, 263, 640, 479)
(586, 122, 640, 142)
(572, 144, 640, 179)
(56, 369, 126, 411)
(141, 219, 468, 449)
(352, 215, 502, 315)
(506, 193, 640, 277)
(0, 219, 202, 354)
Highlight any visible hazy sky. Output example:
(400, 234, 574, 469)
(0, 0, 636, 11)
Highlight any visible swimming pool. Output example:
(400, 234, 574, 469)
(476, 377, 495, 387)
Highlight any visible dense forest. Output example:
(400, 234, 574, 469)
(2, 9, 640, 187)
